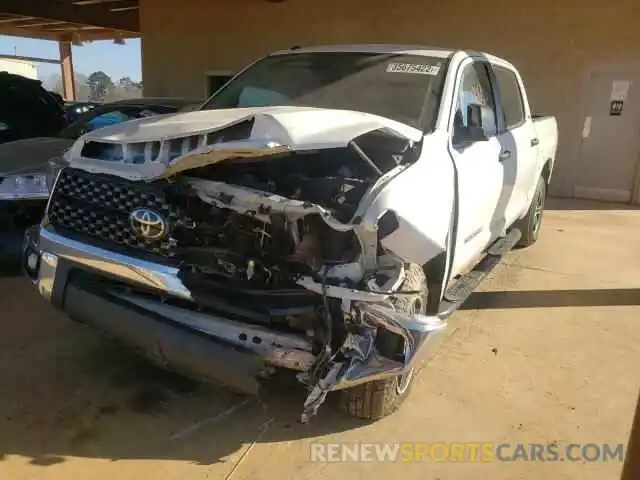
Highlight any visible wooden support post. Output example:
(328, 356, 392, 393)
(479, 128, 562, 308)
(58, 39, 76, 101)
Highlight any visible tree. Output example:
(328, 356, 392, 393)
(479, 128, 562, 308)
(87, 71, 114, 101)
(114, 76, 143, 100)
(42, 72, 141, 102)
(117, 76, 136, 88)
(42, 72, 91, 101)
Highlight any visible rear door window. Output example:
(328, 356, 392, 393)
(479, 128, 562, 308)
(493, 66, 525, 130)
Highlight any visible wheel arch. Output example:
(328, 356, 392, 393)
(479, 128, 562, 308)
(541, 158, 553, 190)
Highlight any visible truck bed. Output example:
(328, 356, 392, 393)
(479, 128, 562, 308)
(533, 115, 558, 174)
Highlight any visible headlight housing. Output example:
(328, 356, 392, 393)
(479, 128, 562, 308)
(0, 155, 68, 201)
(0, 173, 50, 200)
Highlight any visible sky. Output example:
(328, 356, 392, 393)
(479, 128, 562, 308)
(0, 34, 141, 82)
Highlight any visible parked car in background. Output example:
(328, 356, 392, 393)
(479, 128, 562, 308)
(49, 91, 64, 108)
(22, 45, 557, 421)
(0, 97, 199, 261)
(0, 72, 66, 145)
(63, 101, 101, 124)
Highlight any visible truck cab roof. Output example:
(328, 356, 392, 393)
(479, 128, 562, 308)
(272, 44, 514, 70)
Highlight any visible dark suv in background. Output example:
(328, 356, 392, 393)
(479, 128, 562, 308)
(0, 72, 66, 144)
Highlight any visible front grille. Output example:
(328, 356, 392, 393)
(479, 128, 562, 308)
(47, 168, 181, 258)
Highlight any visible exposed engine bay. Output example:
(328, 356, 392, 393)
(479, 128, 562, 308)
(129, 126, 424, 296)
(173, 147, 373, 289)
(167, 132, 444, 421)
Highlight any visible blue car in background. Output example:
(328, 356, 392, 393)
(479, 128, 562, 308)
(86, 108, 138, 131)
(63, 101, 101, 124)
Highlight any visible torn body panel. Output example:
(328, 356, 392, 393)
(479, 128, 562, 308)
(357, 134, 456, 266)
(301, 302, 446, 422)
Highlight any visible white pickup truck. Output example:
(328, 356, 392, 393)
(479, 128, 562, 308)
(23, 44, 558, 421)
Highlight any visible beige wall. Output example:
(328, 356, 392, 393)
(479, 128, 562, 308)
(139, 0, 640, 197)
(0, 58, 38, 80)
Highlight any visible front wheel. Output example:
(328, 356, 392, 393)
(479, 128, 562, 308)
(516, 176, 546, 248)
(339, 264, 426, 420)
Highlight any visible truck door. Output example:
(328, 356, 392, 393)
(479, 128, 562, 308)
(448, 60, 504, 276)
(490, 64, 539, 225)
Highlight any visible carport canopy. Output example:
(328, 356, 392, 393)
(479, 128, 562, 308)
(0, 0, 140, 100)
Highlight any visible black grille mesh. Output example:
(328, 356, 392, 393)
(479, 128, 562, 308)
(47, 168, 180, 257)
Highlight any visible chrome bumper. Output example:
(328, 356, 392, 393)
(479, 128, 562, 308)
(34, 226, 193, 301)
(32, 226, 392, 304)
(24, 226, 315, 371)
(25, 226, 447, 421)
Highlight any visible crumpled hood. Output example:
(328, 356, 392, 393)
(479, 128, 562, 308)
(68, 106, 422, 181)
(82, 106, 422, 145)
(0, 137, 73, 176)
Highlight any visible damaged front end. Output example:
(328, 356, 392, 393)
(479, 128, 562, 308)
(172, 133, 446, 420)
(47, 115, 447, 420)
(300, 302, 446, 422)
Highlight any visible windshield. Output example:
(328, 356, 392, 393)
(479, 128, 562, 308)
(201, 52, 448, 130)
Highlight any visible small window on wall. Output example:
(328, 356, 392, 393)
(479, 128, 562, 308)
(205, 71, 235, 97)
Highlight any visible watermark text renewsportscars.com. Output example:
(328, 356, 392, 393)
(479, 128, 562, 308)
(310, 442, 625, 463)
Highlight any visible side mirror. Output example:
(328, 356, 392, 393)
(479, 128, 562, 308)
(466, 125, 488, 142)
(452, 103, 489, 146)
(453, 125, 488, 146)
(0, 121, 9, 132)
(462, 103, 489, 142)
(467, 104, 483, 129)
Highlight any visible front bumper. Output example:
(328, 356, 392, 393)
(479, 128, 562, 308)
(24, 226, 447, 419)
(23, 227, 315, 388)
(63, 279, 274, 394)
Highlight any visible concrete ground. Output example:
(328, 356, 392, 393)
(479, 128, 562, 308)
(0, 198, 638, 480)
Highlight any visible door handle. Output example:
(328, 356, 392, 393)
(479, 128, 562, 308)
(499, 150, 512, 161)
(530, 138, 539, 147)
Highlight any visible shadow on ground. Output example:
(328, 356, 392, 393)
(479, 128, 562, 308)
(463, 288, 640, 310)
(0, 225, 24, 276)
(0, 279, 368, 468)
(3, 280, 638, 468)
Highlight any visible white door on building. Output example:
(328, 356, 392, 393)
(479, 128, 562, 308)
(575, 68, 640, 203)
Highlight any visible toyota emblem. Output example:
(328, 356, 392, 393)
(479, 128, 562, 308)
(129, 208, 168, 241)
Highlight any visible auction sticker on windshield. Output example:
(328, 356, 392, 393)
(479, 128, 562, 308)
(386, 63, 441, 75)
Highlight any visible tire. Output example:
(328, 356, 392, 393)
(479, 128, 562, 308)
(516, 176, 546, 248)
(340, 263, 427, 420)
